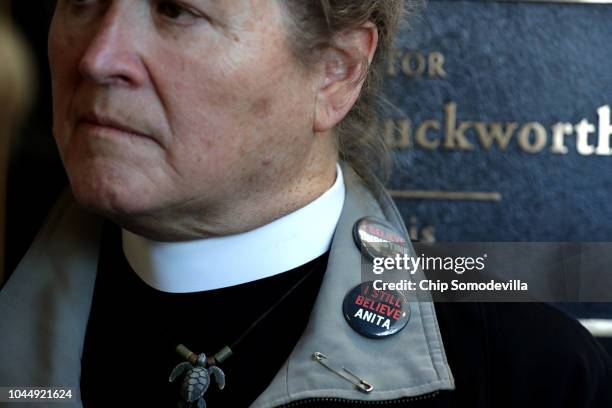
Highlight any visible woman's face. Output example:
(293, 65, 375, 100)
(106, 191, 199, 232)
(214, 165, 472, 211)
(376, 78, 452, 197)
(48, 0, 318, 224)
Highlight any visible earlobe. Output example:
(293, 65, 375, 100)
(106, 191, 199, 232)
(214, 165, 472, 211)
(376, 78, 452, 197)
(313, 23, 378, 133)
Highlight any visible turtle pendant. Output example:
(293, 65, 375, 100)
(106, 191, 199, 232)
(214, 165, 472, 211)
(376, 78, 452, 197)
(169, 352, 225, 408)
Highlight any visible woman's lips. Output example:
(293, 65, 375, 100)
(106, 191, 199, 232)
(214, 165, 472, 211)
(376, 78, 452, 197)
(77, 113, 156, 143)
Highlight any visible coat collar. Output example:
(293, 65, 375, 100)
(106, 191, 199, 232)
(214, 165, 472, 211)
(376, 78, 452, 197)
(0, 191, 101, 406)
(251, 165, 454, 407)
(0, 165, 453, 407)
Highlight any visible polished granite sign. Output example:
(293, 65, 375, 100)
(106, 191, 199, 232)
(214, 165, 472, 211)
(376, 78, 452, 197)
(384, 0, 612, 242)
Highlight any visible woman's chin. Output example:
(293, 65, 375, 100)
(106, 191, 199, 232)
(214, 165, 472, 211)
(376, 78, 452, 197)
(68, 172, 156, 218)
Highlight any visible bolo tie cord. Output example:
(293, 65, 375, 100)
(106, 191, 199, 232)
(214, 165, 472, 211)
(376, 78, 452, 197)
(203, 259, 323, 366)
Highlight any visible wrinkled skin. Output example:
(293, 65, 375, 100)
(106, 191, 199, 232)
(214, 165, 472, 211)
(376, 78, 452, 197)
(48, 0, 337, 240)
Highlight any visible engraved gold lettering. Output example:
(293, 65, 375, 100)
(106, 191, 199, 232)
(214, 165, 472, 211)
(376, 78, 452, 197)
(575, 119, 596, 156)
(415, 119, 441, 149)
(408, 217, 419, 242)
(380, 103, 612, 156)
(428, 52, 447, 78)
(444, 102, 474, 150)
(421, 226, 436, 243)
(387, 51, 447, 78)
(408, 217, 437, 243)
(596, 105, 612, 156)
(401, 52, 426, 77)
(474, 122, 517, 150)
(384, 119, 411, 149)
(518, 122, 547, 154)
(551, 122, 573, 154)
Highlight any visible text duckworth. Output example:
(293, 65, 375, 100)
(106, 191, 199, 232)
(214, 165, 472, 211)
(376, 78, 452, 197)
(384, 102, 612, 156)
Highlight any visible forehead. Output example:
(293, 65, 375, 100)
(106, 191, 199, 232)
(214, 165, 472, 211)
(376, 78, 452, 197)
(213, 0, 276, 16)
(216, 0, 285, 31)
(48, 0, 283, 21)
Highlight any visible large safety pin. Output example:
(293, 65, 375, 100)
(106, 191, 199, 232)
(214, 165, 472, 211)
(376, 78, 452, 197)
(312, 352, 374, 393)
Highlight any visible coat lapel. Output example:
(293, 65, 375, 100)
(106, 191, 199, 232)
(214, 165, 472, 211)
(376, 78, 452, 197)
(251, 167, 454, 407)
(0, 190, 102, 406)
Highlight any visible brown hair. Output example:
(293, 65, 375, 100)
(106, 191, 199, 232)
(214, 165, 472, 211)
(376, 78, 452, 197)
(281, 0, 411, 185)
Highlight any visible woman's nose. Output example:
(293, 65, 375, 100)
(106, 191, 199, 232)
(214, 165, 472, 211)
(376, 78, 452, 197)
(77, 7, 147, 87)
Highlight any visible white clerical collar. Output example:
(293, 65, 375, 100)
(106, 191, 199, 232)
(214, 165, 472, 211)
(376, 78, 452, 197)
(122, 164, 345, 293)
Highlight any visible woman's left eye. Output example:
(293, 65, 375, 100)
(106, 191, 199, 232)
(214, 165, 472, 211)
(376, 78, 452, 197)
(156, 1, 201, 22)
(63, 0, 96, 9)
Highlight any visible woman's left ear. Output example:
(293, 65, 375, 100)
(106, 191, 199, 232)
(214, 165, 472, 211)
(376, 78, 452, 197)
(313, 22, 378, 133)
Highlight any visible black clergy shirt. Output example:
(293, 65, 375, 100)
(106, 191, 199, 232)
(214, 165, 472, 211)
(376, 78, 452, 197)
(80, 223, 329, 407)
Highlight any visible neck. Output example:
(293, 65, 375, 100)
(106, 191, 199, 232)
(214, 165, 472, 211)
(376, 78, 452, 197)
(122, 163, 344, 292)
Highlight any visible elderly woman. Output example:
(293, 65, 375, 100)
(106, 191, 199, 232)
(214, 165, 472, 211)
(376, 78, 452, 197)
(1, 1, 611, 407)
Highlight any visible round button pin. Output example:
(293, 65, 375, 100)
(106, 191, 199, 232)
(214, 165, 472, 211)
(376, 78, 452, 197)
(353, 217, 409, 260)
(343, 281, 410, 339)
